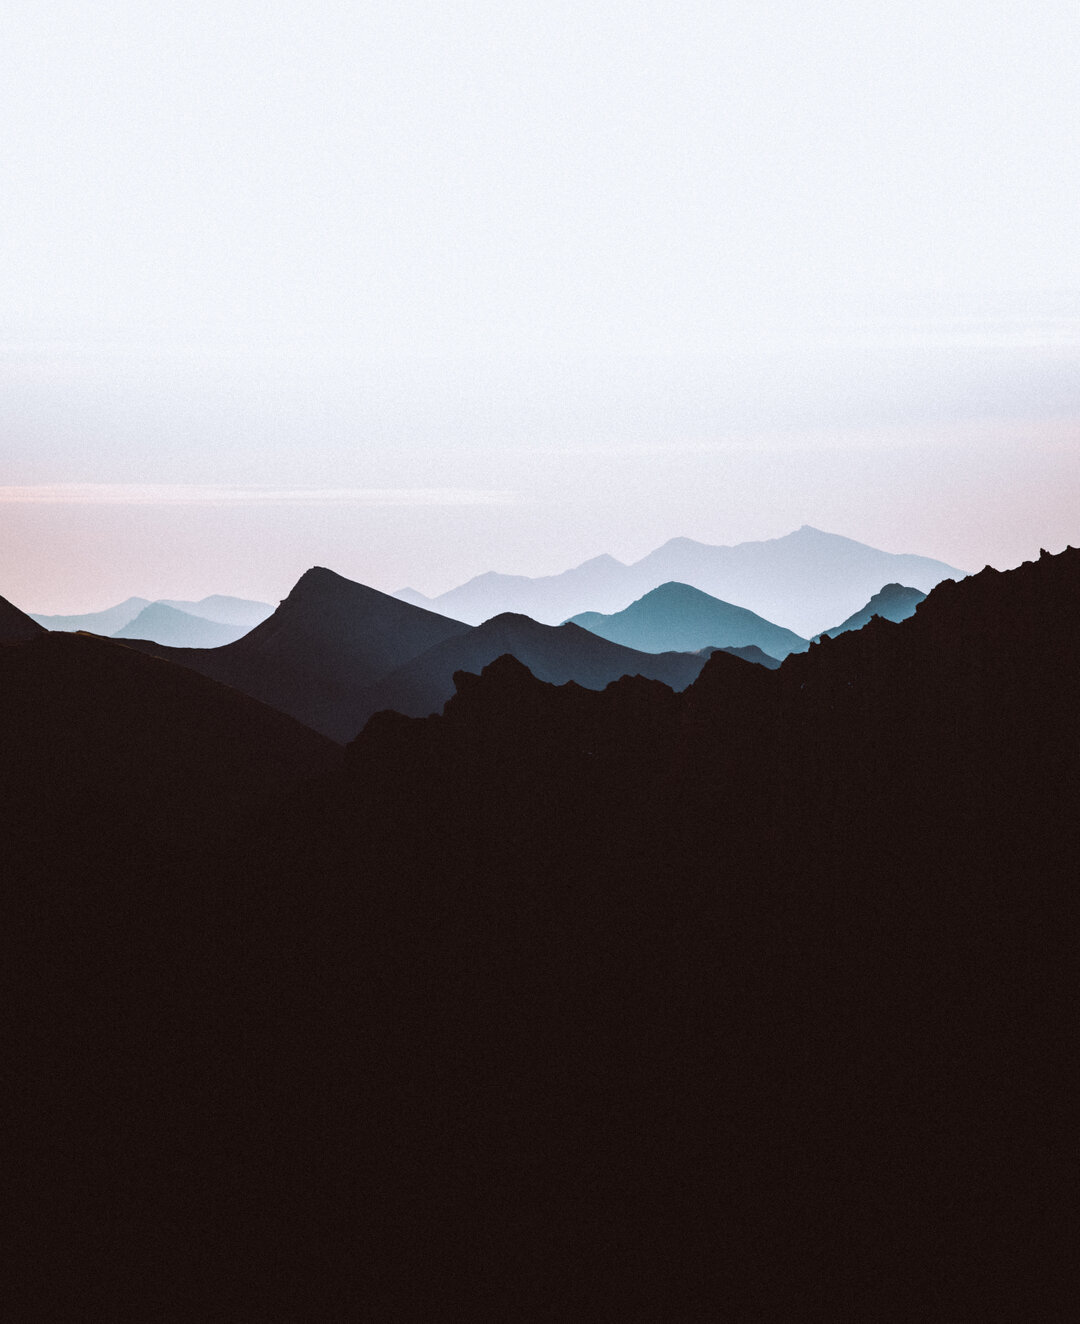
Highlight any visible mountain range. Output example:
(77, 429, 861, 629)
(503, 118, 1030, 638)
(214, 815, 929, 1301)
(4, 543, 1077, 1318)
(119, 568, 713, 741)
(14, 569, 949, 742)
(351, 611, 710, 728)
(120, 566, 473, 741)
(567, 581, 810, 657)
(396, 525, 965, 637)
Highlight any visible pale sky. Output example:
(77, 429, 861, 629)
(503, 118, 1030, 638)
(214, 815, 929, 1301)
(2, 1, 1079, 611)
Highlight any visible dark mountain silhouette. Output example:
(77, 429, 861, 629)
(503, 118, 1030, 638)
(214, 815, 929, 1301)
(717, 642, 782, 668)
(1, 630, 336, 842)
(156, 594, 273, 628)
(29, 595, 151, 634)
(121, 566, 471, 741)
(0, 592, 46, 643)
(351, 611, 709, 726)
(113, 602, 249, 647)
(8, 545, 1078, 1318)
(396, 526, 964, 636)
(568, 580, 809, 657)
(817, 580, 926, 639)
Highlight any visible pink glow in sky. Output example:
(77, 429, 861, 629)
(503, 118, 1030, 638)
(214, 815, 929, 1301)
(3, 2, 1079, 611)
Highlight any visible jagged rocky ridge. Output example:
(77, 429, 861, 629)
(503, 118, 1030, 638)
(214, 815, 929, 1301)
(351, 609, 710, 727)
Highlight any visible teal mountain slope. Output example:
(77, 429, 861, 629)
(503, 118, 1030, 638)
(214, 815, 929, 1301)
(816, 583, 926, 640)
(568, 582, 809, 659)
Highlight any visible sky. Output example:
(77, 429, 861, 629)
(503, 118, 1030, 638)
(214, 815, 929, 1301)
(3, 0, 1079, 611)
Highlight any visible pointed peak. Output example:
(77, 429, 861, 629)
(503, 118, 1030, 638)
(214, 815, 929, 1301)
(658, 536, 709, 550)
(573, 552, 625, 570)
(286, 566, 376, 603)
(451, 652, 540, 699)
(478, 611, 541, 629)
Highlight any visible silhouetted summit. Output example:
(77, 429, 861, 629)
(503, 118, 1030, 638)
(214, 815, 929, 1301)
(351, 608, 709, 728)
(568, 581, 809, 658)
(0, 593, 46, 643)
(817, 581, 926, 639)
(121, 566, 471, 740)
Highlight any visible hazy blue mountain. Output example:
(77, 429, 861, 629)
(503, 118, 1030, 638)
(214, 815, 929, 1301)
(394, 553, 634, 627)
(395, 527, 964, 638)
(114, 603, 249, 648)
(816, 582, 926, 640)
(31, 593, 272, 636)
(156, 594, 273, 628)
(30, 596, 151, 634)
(120, 566, 472, 741)
(1, 593, 47, 643)
(352, 611, 709, 728)
(568, 582, 809, 659)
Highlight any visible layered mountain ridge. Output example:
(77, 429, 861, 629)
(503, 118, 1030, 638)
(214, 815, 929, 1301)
(397, 525, 964, 637)
(121, 566, 473, 740)
(352, 609, 710, 728)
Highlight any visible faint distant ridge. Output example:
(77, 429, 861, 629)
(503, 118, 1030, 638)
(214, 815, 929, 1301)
(120, 566, 472, 741)
(352, 610, 710, 729)
(568, 582, 809, 659)
(29, 593, 273, 642)
(30, 596, 151, 635)
(154, 595, 273, 629)
(816, 583, 926, 640)
(114, 603, 249, 648)
(0, 593, 46, 644)
(396, 527, 965, 639)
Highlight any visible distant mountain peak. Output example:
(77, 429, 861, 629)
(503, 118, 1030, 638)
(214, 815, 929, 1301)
(574, 553, 626, 570)
(818, 582, 927, 640)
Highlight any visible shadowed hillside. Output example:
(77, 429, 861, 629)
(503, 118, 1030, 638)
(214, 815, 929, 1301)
(352, 610, 709, 725)
(123, 566, 472, 740)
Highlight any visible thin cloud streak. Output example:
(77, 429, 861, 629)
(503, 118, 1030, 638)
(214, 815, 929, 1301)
(0, 484, 518, 507)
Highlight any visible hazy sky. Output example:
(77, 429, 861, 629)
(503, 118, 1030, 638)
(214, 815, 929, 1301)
(3, 1, 1078, 610)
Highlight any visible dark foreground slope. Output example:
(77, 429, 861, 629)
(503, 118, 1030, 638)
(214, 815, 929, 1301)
(353, 610, 708, 724)
(8, 549, 1079, 1318)
(124, 565, 471, 740)
(0, 592, 46, 642)
(1, 630, 338, 862)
